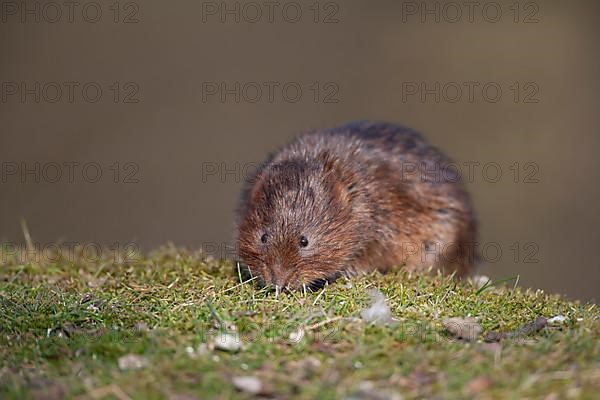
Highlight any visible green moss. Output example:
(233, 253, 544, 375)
(0, 245, 598, 399)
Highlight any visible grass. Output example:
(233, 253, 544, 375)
(0, 243, 598, 399)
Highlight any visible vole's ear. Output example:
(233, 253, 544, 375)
(247, 171, 267, 205)
(239, 164, 269, 217)
(318, 152, 355, 209)
(318, 151, 338, 174)
(330, 178, 352, 209)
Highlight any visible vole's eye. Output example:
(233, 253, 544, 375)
(260, 233, 268, 244)
(299, 236, 309, 248)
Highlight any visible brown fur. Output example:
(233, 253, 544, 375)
(236, 121, 478, 290)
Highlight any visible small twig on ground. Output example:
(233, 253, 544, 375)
(304, 316, 343, 331)
(484, 317, 547, 342)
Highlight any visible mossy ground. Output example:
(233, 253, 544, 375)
(0, 245, 598, 399)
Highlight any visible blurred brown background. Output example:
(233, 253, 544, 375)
(1, 0, 598, 301)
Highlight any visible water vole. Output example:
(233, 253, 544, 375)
(236, 121, 477, 290)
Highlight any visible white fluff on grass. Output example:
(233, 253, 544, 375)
(360, 289, 393, 324)
(548, 315, 567, 324)
(471, 275, 491, 290)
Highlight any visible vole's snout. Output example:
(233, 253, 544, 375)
(267, 262, 294, 290)
(270, 274, 285, 289)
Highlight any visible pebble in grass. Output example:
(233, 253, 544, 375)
(213, 332, 244, 352)
(232, 376, 263, 395)
(117, 354, 148, 370)
(288, 328, 305, 344)
(346, 381, 403, 400)
(442, 317, 482, 341)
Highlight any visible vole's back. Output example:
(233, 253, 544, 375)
(282, 121, 477, 276)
